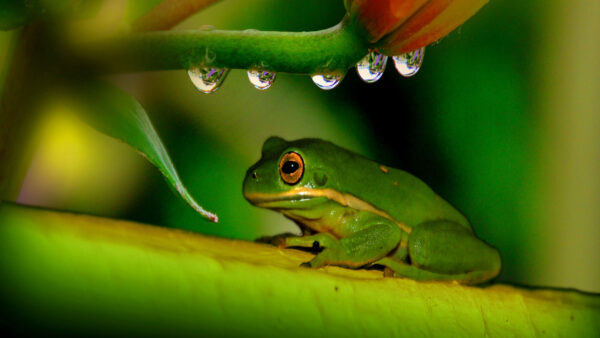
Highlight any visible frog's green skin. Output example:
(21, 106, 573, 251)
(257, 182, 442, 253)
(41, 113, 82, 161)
(243, 137, 501, 284)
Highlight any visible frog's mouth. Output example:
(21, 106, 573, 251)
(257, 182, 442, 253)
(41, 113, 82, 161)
(244, 188, 326, 209)
(245, 187, 413, 234)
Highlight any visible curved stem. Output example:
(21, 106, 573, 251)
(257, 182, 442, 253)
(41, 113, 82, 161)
(75, 17, 369, 74)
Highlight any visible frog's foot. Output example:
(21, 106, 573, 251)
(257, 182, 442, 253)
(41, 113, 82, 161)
(302, 248, 362, 269)
(254, 232, 299, 248)
(383, 266, 395, 277)
(299, 261, 312, 268)
(376, 257, 498, 284)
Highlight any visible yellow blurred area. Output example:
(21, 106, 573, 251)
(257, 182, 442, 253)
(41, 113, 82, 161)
(67, 0, 129, 41)
(534, 0, 600, 292)
(0, 30, 15, 94)
(17, 101, 149, 216)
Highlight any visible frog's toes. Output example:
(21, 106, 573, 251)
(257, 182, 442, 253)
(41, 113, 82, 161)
(383, 266, 395, 277)
(300, 261, 312, 268)
(272, 237, 287, 248)
(312, 241, 321, 250)
(254, 234, 287, 248)
(301, 255, 327, 269)
(254, 235, 272, 244)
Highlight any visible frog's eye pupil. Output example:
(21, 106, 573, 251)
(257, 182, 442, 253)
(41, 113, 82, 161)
(282, 161, 299, 174)
(279, 151, 304, 185)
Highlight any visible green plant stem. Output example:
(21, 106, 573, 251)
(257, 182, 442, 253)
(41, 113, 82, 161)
(75, 17, 369, 74)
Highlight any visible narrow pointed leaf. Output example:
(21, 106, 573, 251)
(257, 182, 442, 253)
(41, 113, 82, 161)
(72, 81, 218, 222)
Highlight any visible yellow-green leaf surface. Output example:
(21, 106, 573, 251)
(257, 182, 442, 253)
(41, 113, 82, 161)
(72, 81, 217, 222)
(0, 203, 598, 336)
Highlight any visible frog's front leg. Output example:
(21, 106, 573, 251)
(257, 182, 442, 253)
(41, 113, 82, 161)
(256, 232, 338, 249)
(303, 222, 402, 269)
(284, 232, 339, 249)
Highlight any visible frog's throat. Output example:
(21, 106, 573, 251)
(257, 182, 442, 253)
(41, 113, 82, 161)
(245, 187, 412, 234)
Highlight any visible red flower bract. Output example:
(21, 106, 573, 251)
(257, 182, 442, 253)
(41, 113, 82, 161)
(346, 0, 488, 55)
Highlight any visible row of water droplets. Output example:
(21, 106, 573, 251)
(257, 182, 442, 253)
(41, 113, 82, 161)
(187, 47, 425, 93)
(188, 66, 276, 93)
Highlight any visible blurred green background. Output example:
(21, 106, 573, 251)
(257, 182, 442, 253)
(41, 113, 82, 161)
(2, 0, 598, 292)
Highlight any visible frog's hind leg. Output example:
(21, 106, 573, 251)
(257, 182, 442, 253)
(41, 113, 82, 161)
(377, 220, 501, 284)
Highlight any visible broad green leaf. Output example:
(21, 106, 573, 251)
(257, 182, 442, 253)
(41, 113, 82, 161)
(0, 203, 598, 335)
(72, 81, 218, 222)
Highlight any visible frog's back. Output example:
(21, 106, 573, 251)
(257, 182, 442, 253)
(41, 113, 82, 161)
(368, 164, 471, 230)
(302, 139, 471, 230)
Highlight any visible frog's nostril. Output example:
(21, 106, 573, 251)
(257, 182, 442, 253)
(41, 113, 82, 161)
(252, 171, 258, 180)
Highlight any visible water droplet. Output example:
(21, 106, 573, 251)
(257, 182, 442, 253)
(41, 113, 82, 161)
(247, 69, 276, 90)
(356, 51, 388, 83)
(311, 71, 345, 90)
(393, 47, 425, 77)
(188, 66, 229, 94)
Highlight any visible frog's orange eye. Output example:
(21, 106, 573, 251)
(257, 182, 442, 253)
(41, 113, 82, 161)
(279, 151, 304, 185)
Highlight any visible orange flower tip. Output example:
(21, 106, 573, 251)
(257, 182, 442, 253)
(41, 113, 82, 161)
(346, 0, 489, 54)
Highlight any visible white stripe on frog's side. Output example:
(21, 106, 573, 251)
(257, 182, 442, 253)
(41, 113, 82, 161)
(245, 187, 413, 234)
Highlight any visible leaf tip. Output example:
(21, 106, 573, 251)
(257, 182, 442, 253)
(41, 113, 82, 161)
(193, 204, 219, 224)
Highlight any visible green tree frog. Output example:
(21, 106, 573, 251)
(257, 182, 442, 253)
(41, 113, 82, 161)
(243, 137, 501, 284)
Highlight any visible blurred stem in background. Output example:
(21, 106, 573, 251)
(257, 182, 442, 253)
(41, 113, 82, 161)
(0, 24, 45, 201)
(535, 0, 600, 292)
(132, 0, 221, 32)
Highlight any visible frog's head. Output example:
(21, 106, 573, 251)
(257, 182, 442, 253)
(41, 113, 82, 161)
(243, 136, 338, 212)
